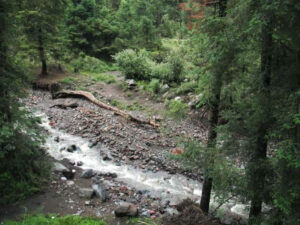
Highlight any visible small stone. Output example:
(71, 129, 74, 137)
(77, 161, 83, 166)
(61, 176, 67, 182)
(54, 136, 60, 142)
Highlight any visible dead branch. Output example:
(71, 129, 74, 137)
(52, 90, 159, 128)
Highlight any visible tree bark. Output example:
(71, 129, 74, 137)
(52, 90, 159, 128)
(249, 10, 273, 223)
(38, 28, 47, 76)
(199, 0, 227, 213)
(200, 77, 221, 213)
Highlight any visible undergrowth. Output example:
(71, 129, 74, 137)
(3, 215, 106, 225)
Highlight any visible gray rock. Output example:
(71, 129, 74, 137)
(80, 169, 95, 179)
(174, 96, 181, 101)
(126, 79, 137, 89)
(79, 188, 94, 199)
(77, 161, 83, 166)
(92, 184, 107, 202)
(52, 162, 69, 172)
(162, 84, 169, 92)
(115, 202, 138, 217)
(88, 141, 98, 148)
(67, 144, 80, 153)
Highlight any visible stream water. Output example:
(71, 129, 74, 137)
(39, 113, 249, 221)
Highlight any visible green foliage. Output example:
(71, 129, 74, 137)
(66, 0, 119, 58)
(70, 54, 117, 73)
(165, 99, 188, 120)
(175, 81, 198, 96)
(114, 49, 151, 80)
(126, 217, 158, 225)
(165, 54, 184, 83)
(149, 79, 161, 95)
(115, 48, 186, 83)
(3, 214, 106, 225)
(90, 73, 116, 84)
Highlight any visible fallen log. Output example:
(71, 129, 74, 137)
(52, 90, 159, 128)
(50, 102, 78, 109)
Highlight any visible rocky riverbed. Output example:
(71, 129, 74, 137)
(0, 88, 247, 224)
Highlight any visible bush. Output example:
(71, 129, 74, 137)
(166, 54, 184, 83)
(165, 99, 188, 120)
(175, 81, 198, 95)
(114, 49, 151, 80)
(150, 63, 171, 80)
(149, 78, 161, 95)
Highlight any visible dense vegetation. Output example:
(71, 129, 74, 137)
(0, 0, 299, 225)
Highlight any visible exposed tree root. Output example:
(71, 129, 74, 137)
(52, 90, 159, 128)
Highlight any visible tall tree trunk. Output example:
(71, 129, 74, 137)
(200, 79, 221, 213)
(249, 11, 273, 223)
(199, 0, 227, 213)
(38, 28, 47, 76)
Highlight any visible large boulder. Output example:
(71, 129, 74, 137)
(52, 162, 69, 172)
(80, 169, 95, 179)
(79, 188, 94, 199)
(92, 184, 107, 202)
(115, 202, 138, 217)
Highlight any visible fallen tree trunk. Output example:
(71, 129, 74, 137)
(52, 90, 159, 128)
(50, 102, 78, 109)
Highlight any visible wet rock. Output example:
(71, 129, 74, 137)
(88, 141, 98, 148)
(102, 153, 112, 161)
(62, 169, 75, 179)
(115, 202, 138, 217)
(80, 169, 95, 179)
(92, 184, 107, 202)
(54, 136, 60, 142)
(52, 162, 69, 172)
(77, 161, 83, 166)
(79, 188, 94, 199)
(67, 144, 79, 153)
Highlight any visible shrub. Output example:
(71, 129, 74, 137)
(114, 49, 151, 80)
(150, 63, 171, 80)
(149, 78, 161, 95)
(166, 54, 184, 83)
(165, 99, 188, 120)
(175, 81, 198, 95)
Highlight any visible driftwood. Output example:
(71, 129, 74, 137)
(52, 90, 159, 128)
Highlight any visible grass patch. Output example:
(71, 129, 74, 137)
(165, 99, 188, 120)
(3, 215, 106, 225)
(126, 217, 159, 225)
(60, 76, 78, 85)
(89, 73, 116, 84)
(110, 99, 144, 111)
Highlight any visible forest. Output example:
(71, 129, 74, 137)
(0, 0, 299, 225)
